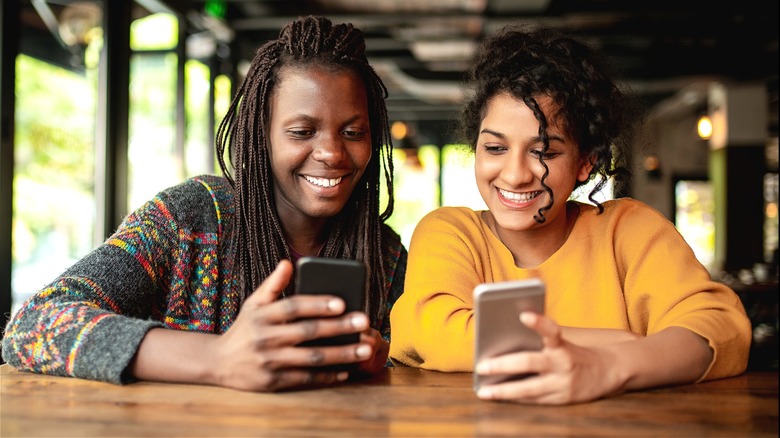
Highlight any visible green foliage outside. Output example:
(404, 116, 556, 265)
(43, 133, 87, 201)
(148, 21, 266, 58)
(13, 54, 97, 306)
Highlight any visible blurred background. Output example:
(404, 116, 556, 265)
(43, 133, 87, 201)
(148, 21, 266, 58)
(0, 0, 777, 368)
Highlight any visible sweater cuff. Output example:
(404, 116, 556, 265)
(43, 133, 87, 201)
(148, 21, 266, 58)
(71, 316, 164, 385)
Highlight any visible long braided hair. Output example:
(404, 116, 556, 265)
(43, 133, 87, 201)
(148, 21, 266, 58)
(215, 16, 395, 320)
(460, 25, 644, 219)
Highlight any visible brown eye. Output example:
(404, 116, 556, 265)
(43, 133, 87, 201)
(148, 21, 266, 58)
(342, 129, 366, 140)
(483, 144, 506, 154)
(531, 150, 559, 160)
(289, 129, 314, 138)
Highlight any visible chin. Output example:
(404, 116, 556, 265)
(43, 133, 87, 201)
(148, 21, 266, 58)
(305, 203, 346, 219)
(493, 213, 536, 232)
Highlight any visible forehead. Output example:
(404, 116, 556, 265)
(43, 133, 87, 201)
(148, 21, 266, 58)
(485, 93, 565, 129)
(272, 65, 366, 102)
(268, 65, 369, 121)
(276, 64, 363, 91)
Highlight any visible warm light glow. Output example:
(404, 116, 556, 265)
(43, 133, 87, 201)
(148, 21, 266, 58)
(391, 121, 408, 140)
(643, 155, 660, 171)
(697, 115, 713, 140)
(767, 202, 778, 219)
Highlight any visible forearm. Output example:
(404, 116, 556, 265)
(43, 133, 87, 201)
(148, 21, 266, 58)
(389, 295, 474, 371)
(128, 328, 220, 385)
(561, 326, 642, 346)
(604, 326, 713, 393)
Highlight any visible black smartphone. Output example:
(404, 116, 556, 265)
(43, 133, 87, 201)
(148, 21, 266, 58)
(294, 256, 367, 347)
(473, 278, 545, 392)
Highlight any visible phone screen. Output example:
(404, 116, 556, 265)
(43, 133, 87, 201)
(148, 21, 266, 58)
(294, 256, 366, 347)
(473, 278, 545, 391)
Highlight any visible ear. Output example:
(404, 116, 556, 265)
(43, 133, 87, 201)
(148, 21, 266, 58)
(576, 155, 595, 183)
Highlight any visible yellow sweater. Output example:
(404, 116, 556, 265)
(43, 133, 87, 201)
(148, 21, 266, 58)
(389, 199, 751, 380)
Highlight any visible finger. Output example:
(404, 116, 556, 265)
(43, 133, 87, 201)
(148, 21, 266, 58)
(520, 311, 563, 348)
(356, 335, 390, 374)
(475, 350, 549, 376)
(262, 343, 374, 369)
(261, 369, 350, 391)
(255, 311, 369, 348)
(359, 327, 382, 346)
(293, 311, 368, 345)
(259, 295, 353, 326)
(244, 260, 293, 308)
(477, 373, 566, 405)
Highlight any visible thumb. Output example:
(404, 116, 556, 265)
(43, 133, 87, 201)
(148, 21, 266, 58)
(520, 311, 563, 349)
(244, 260, 293, 308)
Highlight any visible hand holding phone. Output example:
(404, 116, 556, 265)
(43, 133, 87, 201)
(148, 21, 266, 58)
(473, 278, 545, 392)
(294, 256, 367, 347)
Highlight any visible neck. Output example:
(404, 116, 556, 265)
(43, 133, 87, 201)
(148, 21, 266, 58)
(282, 220, 328, 257)
(487, 202, 580, 269)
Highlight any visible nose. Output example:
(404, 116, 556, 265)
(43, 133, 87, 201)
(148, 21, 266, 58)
(499, 150, 535, 187)
(311, 132, 346, 165)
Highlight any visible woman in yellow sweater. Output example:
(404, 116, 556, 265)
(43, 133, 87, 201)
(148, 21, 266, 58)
(388, 24, 751, 405)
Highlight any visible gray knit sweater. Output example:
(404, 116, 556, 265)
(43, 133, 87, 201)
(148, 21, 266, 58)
(1, 175, 407, 383)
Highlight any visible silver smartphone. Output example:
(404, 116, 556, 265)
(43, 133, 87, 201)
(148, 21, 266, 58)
(294, 256, 366, 347)
(473, 278, 545, 392)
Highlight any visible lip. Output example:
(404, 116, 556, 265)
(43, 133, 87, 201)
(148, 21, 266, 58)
(301, 173, 351, 196)
(303, 174, 344, 187)
(496, 187, 542, 209)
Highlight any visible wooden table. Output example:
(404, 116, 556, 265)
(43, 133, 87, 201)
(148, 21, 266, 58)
(2, 364, 777, 437)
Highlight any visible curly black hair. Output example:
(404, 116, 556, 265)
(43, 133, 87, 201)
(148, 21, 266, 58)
(460, 24, 645, 219)
(215, 16, 395, 319)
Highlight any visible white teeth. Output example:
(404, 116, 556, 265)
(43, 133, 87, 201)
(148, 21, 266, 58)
(304, 175, 343, 187)
(499, 188, 540, 202)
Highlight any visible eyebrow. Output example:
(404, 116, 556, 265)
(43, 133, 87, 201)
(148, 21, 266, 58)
(285, 113, 366, 125)
(479, 128, 566, 144)
(479, 128, 506, 139)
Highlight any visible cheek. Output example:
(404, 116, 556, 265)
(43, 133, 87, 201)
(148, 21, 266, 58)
(268, 146, 306, 186)
(351, 143, 373, 173)
(267, 150, 287, 179)
(474, 153, 497, 181)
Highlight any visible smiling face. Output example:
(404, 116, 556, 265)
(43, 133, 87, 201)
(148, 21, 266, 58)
(475, 92, 593, 236)
(267, 66, 372, 227)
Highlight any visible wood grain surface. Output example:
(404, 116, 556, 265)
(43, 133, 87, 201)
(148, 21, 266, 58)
(1, 364, 777, 437)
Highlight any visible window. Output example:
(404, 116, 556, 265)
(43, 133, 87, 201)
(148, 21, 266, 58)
(674, 178, 716, 271)
(12, 54, 99, 315)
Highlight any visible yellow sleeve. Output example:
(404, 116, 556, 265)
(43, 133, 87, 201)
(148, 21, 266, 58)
(389, 208, 486, 371)
(613, 200, 752, 380)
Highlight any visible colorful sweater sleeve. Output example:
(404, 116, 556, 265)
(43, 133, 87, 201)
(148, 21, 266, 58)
(0, 194, 183, 384)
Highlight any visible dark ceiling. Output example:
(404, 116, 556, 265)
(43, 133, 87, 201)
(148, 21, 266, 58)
(178, 0, 779, 143)
(19, 0, 780, 144)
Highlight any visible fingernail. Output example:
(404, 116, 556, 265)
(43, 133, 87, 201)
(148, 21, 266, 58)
(477, 388, 493, 399)
(328, 299, 343, 312)
(356, 344, 371, 358)
(519, 311, 536, 325)
(337, 372, 349, 381)
(351, 314, 368, 329)
(475, 362, 489, 374)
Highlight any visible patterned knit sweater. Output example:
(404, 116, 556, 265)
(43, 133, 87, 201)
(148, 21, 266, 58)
(1, 175, 407, 384)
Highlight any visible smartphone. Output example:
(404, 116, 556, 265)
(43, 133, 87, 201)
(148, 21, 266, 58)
(294, 256, 367, 347)
(473, 278, 545, 392)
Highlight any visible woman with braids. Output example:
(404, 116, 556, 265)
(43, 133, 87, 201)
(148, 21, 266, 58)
(388, 24, 750, 404)
(2, 16, 407, 391)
